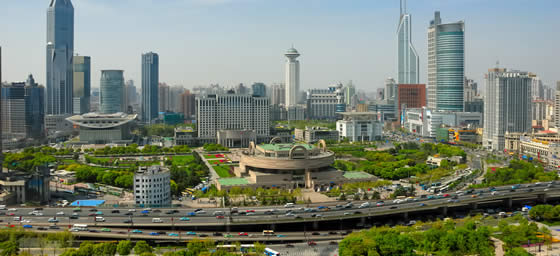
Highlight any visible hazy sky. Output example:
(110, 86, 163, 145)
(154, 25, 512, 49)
(1, 0, 559, 92)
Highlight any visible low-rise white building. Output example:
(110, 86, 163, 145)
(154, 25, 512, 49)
(403, 107, 482, 138)
(134, 166, 171, 207)
(336, 112, 383, 142)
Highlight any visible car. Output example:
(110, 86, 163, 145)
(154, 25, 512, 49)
(223, 234, 233, 238)
(8, 208, 17, 212)
(216, 215, 225, 219)
(171, 210, 180, 213)
(443, 194, 450, 197)
(186, 231, 197, 235)
(48, 218, 59, 223)
(213, 232, 223, 237)
(158, 231, 166, 235)
(123, 219, 132, 223)
(132, 229, 142, 233)
(168, 233, 179, 237)
(37, 227, 48, 231)
(117, 231, 126, 234)
(56, 211, 65, 216)
(6, 213, 14, 216)
(72, 208, 81, 212)
(246, 212, 255, 216)
(238, 232, 248, 236)
(70, 214, 79, 219)
(328, 231, 338, 235)
(285, 244, 295, 248)
(314, 214, 323, 218)
(153, 209, 162, 213)
(165, 210, 174, 214)
(128, 209, 136, 212)
(187, 212, 196, 216)
(307, 241, 317, 246)
(376, 202, 385, 207)
(125, 212, 133, 216)
(23, 225, 32, 229)
(89, 209, 97, 212)
(354, 211, 362, 215)
(88, 229, 99, 233)
(419, 203, 426, 207)
(180, 217, 190, 221)
(246, 209, 255, 213)
(311, 232, 320, 236)
(194, 208, 203, 212)
(344, 212, 351, 216)
(49, 225, 60, 230)
(111, 210, 120, 214)
(329, 241, 338, 245)
(141, 210, 150, 214)
(88, 213, 96, 216)
(427, 195, 435, 199)
(390, 206, 398, 209)
(34, 208, 43, 211)
(101, 228, 111, 232)
(95, 211, 103, 215)
(199, 234, 208, 237)
(471, 195, 478, 198)
(285, 212, 295, 217)
(276, 234, 286, 238)
(150, 232, 159, 236)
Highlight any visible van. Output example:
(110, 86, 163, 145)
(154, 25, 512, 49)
(284, 203, 295, 208)
(152, 218, 163, 223)
(95, 216, 105, 222)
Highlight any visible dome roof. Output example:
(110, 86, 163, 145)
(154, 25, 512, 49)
(286, 47, 299, 54)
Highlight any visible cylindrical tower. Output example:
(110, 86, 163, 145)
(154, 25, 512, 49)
(285, 47, 300, 107)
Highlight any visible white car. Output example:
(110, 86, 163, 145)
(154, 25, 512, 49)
(285, 212, 295, 217)
(8, 208, 17, 212)
(128, 209, 136, 212)
(56, 211, 65, 216)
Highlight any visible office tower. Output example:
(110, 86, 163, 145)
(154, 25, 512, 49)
(72, 55, 90, 114)
(141, 52, 159, 123)
(180, 90, 196, 120)
(483, 69, 532, 151)
(285, 47, 300, 107)
(427, 11, 465, 111)
(270, 83, 285, 105)
(463, 78, 477, 103)
(397, 0, 419, 84)
(196, 94, 270, 146)
(385, 78, 398, 104)
(530, 74, 544, 100)
(99, 70, 124, 114)
(397, 84, 426, 115)
(306, 84, 343, 120)
(124, 80, 137, 113)
(158, 83, 170, 112)
(1, 75, 45, 139)
(344, 81, 356, 105)
(251, 83, 266, 97)
(46, 0, 74, 115)
(555, 82, 560, 128)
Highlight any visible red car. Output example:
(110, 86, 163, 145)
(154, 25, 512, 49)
(238, 232, 248, 236)
(216, 215, 225, 219)
(88, 213, 97, 216)
(6, 213, 14, 216)
(246, 210, 255, 213)
(308, 241, 317, 246)
(443, 194, 450, 198)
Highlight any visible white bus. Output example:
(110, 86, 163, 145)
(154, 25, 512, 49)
(71, 224, 88, 231)
(264, 248, 280, 256)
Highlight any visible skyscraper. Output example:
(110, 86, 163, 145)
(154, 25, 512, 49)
(99, 70, 124, 114)
(427, 11, 465, 112)
(142, 52, 159, 123)
(124, 80, 137, 113)
(73, 55, 90, 114)
(180, 90, 196, 121)
(397, 0, 419, 84)
(158, 83, 170, 112)
(46, 0, 74, 115)
(555, 82, 560, 128)
(251, 83, 267, 97)
(269, 83, 285, 106)
(285, 47, 300, 107)
(483, 69, 532, 151)
(1, 75, 45, 139)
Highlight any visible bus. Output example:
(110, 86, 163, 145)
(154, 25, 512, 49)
(264, 248, 280, 256)
(71, 224, 88, 231)
(262, 230, 275, 236)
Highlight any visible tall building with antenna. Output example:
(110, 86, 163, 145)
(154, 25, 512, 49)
(285, 47, 300, 107)
(397, 0, 419, 84)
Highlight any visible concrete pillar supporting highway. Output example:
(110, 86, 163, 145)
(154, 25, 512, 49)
(313, 221, 319, 230)
(538, 193, 547, 204)
(469, 202, 478, 210)
(403, 211, 409, 220)
(360, 217, 366, 227)
(441, 206, 448, 216)
(503, 198, 513, 209)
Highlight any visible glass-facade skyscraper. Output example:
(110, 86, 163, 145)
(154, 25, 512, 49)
(73, 55, 90, 114)
(397, 0, 419, 84)
(46, 0, 74, 115)
(142, 52, 159, 123)
(427, 11, 465, 112)
(99, 70, 124, 114)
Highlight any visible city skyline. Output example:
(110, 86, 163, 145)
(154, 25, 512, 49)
(1, 0, 559, 92)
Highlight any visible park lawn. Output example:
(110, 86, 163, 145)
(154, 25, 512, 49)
(209, 159, 231, 165)
(170, 155, 195, 166)
(213, 165, 232, 178)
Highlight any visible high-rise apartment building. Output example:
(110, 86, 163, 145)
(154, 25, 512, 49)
(463, 78, 477, 103)
(196, 94, 269, 144)
(397, 0, 419, 84)
(1, 75, 45, 139)
(169, 86, 185, 113)
(427, 11, 465, 112)
(397, 84, 426, 115)
(141, 52, 159, 123)
(180, 90, 196, 120)
(124, 80, 137, 113)
(269, 83, 285, 106)
(158, 83, 170, 112)
(483, 69, 532, 151)
(344, 81, 356, 106)
(555, 82, 560, 128)
(285, 47, 300, 107)
(99, 70, 124, 114)
(72, 55, 90, 114)
(46, 0, 74, 115)
(530, 74, 544, 100)
(385, 78, 398, 104)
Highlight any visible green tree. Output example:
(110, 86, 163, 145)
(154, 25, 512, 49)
(0, 240, 19, 256)
(505, 247, 532, 256)
(133, 241, 152, 255)
(116, 241, 132, 256)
